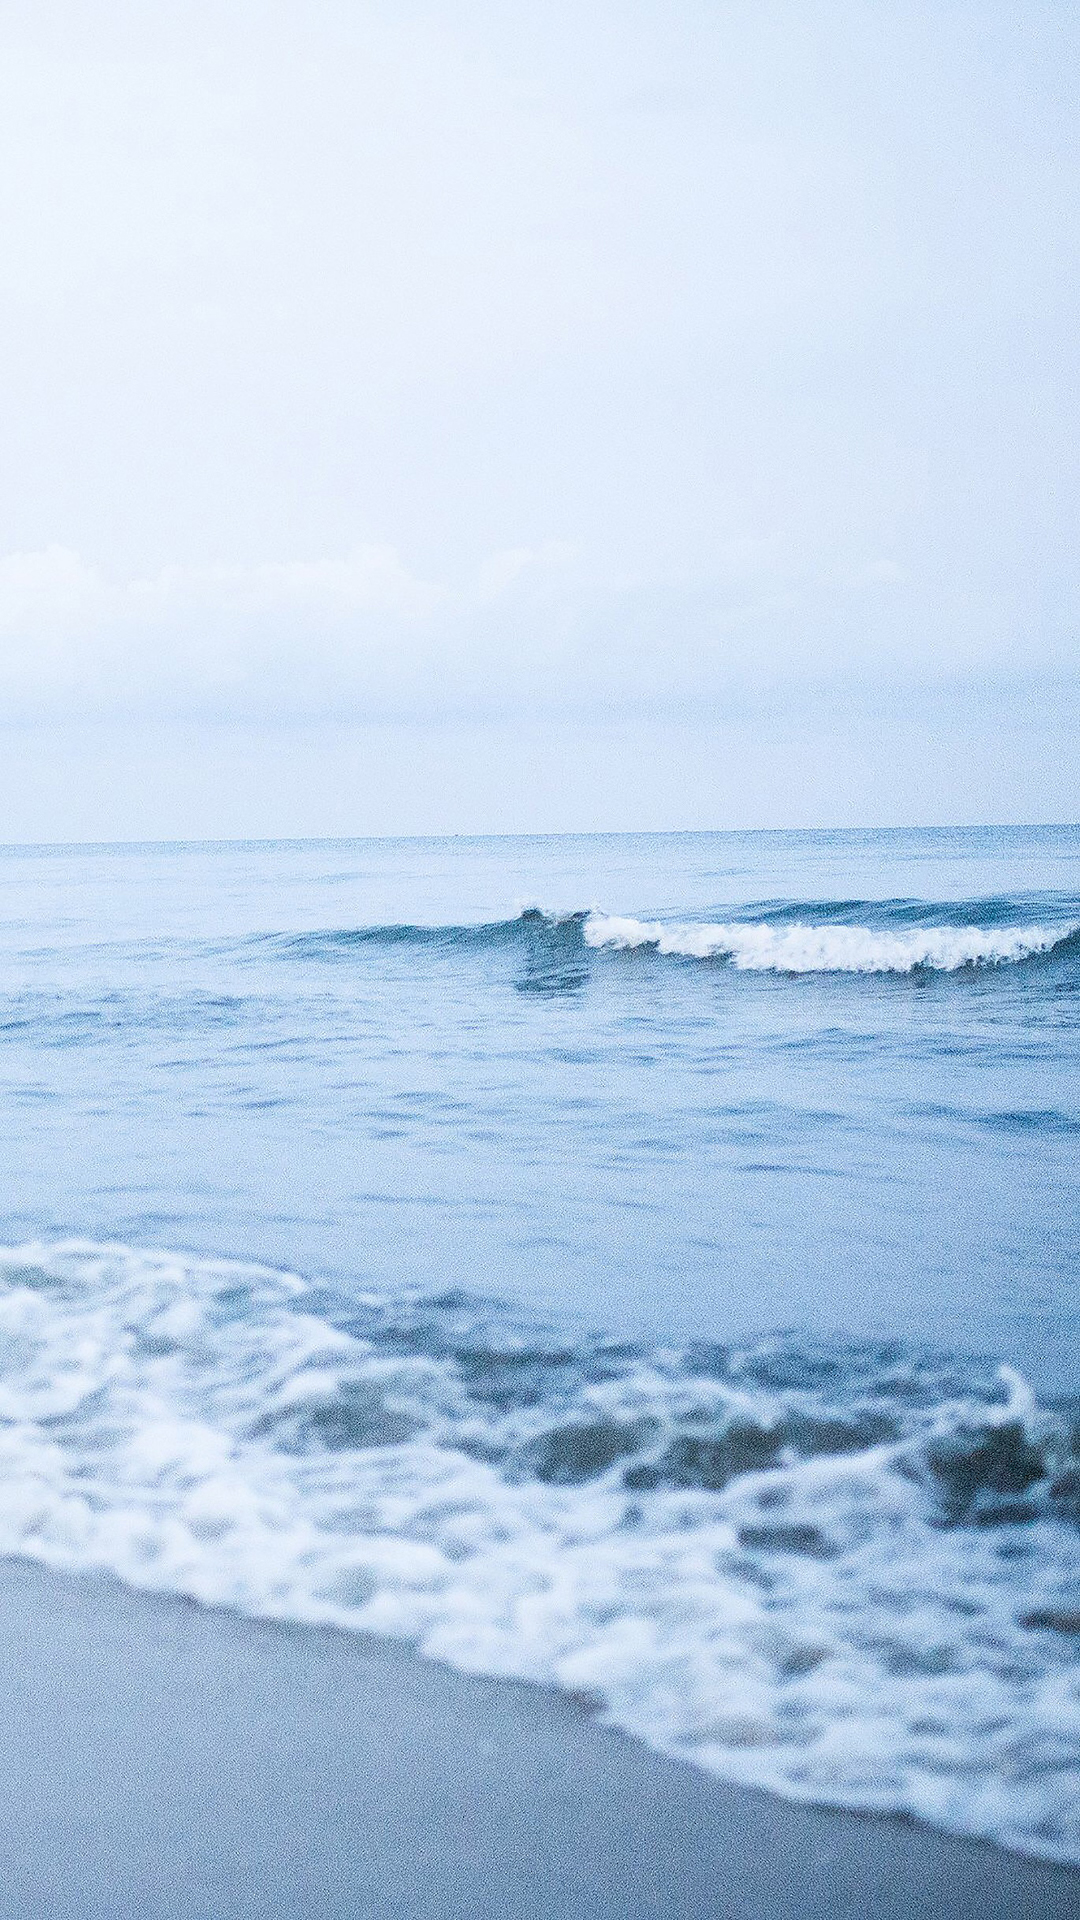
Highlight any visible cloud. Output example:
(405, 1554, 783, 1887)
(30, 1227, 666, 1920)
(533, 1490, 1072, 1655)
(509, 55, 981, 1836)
(0, 545, 449, 713)
(477, 542, 577, 601)
(0, 544, 443, 629)
(0, 537, 1075, 734)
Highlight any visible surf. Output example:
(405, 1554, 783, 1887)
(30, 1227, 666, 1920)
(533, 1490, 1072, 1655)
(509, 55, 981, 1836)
(2, 1240, 1078, 1867)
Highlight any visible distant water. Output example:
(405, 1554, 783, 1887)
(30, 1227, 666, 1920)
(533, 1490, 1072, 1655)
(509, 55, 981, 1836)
(0, 827, 1078, 1862)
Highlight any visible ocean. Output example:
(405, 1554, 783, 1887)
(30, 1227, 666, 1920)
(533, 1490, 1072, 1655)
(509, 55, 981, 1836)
(0, 825, 1078, 1864)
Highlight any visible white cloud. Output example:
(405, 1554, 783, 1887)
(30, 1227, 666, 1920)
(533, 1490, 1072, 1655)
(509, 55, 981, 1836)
(477, 542, 577, 601)
(0, 546, 449, 711)
(0, 536, 1073, 731)
(0, 546, 442, 631)
(0, 546, 102, 626)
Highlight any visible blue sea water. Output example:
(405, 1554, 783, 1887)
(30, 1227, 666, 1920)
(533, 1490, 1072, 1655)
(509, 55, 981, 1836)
(0, 826, 1078, 1860)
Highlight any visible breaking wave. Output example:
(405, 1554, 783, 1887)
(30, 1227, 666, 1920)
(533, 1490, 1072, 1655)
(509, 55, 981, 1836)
(2, 1241, 1079, 1864)
(582, 914, 1080, 974)
(255, 905, 1080, 978)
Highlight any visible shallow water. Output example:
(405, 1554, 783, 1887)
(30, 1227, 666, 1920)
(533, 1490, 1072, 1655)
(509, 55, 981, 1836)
(0, 827, 1078, 1860)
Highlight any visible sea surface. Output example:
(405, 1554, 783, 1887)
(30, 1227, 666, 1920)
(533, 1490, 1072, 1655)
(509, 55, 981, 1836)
(0, 826, 1078, 1862)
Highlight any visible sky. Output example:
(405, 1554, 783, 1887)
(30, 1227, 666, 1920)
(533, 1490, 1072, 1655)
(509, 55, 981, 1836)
(0, 0, 1077, 839)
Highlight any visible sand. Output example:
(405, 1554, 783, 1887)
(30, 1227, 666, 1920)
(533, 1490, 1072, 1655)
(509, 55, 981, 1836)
(0, 1556, 1075, 1919)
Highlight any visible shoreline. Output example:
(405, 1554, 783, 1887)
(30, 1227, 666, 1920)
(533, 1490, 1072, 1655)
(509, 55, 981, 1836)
(0, 1556, 1076, 1919)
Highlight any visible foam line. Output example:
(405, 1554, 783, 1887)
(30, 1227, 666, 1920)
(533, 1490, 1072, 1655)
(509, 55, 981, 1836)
(583, 914, 1078, 972)
(1, 1241, 1079, 1865)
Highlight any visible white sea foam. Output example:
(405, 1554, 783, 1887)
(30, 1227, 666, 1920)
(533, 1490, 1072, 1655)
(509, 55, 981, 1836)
(583, 913, 1077, 973)
(0, 1241, 1078, 1865)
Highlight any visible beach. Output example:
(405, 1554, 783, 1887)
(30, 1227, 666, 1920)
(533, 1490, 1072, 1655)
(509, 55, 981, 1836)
(1, 1555, 1076, 1920)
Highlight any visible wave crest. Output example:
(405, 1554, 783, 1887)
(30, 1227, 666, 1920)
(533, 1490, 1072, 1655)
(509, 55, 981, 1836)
(255, 906, 1080, 979)
(583, 913, 1079, 973)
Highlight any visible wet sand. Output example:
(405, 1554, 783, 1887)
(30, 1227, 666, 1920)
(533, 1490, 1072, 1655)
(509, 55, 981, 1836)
(0, 1556, 1075, 1920)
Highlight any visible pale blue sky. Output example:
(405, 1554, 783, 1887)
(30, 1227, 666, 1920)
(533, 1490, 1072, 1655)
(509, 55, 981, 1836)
(0, 1, 1076, 836)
